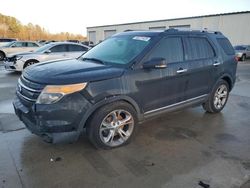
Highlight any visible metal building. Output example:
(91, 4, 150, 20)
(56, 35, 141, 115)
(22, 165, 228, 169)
(86, 11, 250, 45)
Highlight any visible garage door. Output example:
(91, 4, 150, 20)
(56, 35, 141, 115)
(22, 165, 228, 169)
(88, 31, 96, 44)
(104, 30, 116, 39)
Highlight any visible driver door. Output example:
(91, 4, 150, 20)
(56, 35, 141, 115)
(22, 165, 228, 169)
(132, 36, 189, 113)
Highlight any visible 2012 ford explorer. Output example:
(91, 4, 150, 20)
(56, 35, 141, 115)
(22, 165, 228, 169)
(13, 29, 237, 149)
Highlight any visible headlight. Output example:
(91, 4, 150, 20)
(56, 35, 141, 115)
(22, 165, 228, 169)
(36, 83, 87, 104)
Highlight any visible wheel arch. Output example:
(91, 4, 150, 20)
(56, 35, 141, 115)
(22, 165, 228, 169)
(79, 95, 143, 131)
(23, 59, 39, 68)
(220, 74, 233, 91)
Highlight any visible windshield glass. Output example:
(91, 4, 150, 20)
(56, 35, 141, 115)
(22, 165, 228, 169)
(234, 46, 246, 50)
(2, 41, 15, 47)
(35, 43, 54, 53)
(80, 35, 152, 65)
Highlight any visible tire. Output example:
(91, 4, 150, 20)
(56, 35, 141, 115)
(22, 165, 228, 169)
(87, 101, 138, 149)
(0, 51, 5, 61)
(24, 60, 38, 69)
(203, 79, 229, 113)
(241, 54, 246, 61)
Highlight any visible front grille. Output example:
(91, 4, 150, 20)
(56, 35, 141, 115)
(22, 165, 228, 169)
(16, 75, 45, 106)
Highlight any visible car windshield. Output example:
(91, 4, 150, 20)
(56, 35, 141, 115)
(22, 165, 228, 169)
(35, 43, 54, 53)
(234, 46, 246, 50)
(80, 35, 152, 65)
(1, 41, 15, 47)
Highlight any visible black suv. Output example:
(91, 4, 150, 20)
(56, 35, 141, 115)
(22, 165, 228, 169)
(13, 29, 237, 149)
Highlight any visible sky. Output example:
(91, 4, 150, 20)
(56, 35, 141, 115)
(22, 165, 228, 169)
(0, 0, 249, 36)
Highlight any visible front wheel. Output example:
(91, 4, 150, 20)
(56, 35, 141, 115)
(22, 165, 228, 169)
(203, 79, 229, 113)
(24, 60, 38, 69)
(87, 101, 138, 149)
(0, 51, 5, 61)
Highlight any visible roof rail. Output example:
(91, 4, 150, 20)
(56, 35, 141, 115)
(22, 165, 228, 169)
(164, 28, 222, 34)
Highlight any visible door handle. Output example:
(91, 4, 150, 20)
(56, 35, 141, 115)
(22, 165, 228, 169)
(176, 69, 188, 74)
(213, 62, 221, 66)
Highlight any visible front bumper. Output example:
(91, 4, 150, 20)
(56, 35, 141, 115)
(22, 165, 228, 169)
(13, 93, 92, 143)
(4, 60, 24, 71)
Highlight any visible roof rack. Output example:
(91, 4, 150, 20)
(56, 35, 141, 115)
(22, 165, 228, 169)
(164, 28, 222, 34)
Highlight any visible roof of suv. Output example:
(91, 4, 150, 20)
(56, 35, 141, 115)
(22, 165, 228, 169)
(116, 28, 224, 37)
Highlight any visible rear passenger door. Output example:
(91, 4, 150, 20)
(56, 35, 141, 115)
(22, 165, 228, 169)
(66, 44, 88, 59)
(183, 36, 217, 100)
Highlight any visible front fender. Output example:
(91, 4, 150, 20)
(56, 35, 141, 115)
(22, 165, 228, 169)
(78, 95, 143, 131)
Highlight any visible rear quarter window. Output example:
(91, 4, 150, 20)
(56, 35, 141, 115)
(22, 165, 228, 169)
(216, 38, 235, 55)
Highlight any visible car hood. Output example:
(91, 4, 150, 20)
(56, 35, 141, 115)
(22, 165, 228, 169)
(23, 59, 125, 85)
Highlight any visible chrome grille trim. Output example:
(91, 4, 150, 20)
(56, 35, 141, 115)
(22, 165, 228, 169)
(17, 90, 37, 102)
(18, 78, 42, 93)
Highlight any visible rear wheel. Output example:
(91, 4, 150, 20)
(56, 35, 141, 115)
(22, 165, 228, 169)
(0, 51, 5, 61)
(241, 54, 246, 61)
(203, 79, 229, 113)
(87, 101, 138, 149)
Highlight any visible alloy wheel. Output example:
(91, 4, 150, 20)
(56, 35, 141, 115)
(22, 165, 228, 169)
(213, 84, 228, 110)
(99, 109, 134, 147)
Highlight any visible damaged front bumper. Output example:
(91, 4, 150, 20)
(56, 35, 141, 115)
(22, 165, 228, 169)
(13, 94, 92, 143)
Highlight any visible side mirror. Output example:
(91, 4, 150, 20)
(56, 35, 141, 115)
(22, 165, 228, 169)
(143, 58, 167, 69)
(44, 50, 51, 54)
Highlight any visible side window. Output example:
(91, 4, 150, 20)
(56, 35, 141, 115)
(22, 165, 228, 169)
(50, 45, 67, 52)
(216, 38, 235, 55)
(147, 37, 184, 63)
(27, 42, 39, 47)
(12, 42, 27, 47)
(184, 37, 215, 60)
(68, 44, 88, 52)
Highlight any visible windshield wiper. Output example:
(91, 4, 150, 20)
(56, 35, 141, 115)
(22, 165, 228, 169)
(82, 57, 105, 64)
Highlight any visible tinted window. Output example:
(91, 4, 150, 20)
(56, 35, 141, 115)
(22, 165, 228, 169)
(234, 46, 246, 50)
(217, 38, 235, 55)
(185, 37, 215, 60)
(147, 37, 183, 63)
(27, 42, 39, 47)
(12, 42, 27, 47)
(68, 44, 87, 52)
(50, 45, 67, 52)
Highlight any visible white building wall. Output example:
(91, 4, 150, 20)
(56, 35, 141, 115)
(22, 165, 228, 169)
(87, 12, 250, 45)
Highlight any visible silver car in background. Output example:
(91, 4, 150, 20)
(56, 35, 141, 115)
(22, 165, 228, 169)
(4, 42, 90, 71)
(234, 45, 250, 61)
(0, 41, 40, 61)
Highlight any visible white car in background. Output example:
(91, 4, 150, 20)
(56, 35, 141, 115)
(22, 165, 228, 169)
(0, 38, 17, 47)
(4, 42, 90, 71)
(0, 41, 40, 61)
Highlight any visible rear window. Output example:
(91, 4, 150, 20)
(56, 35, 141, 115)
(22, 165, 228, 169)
(217, 38, 235, 55)
(184, 37, 215, 60)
